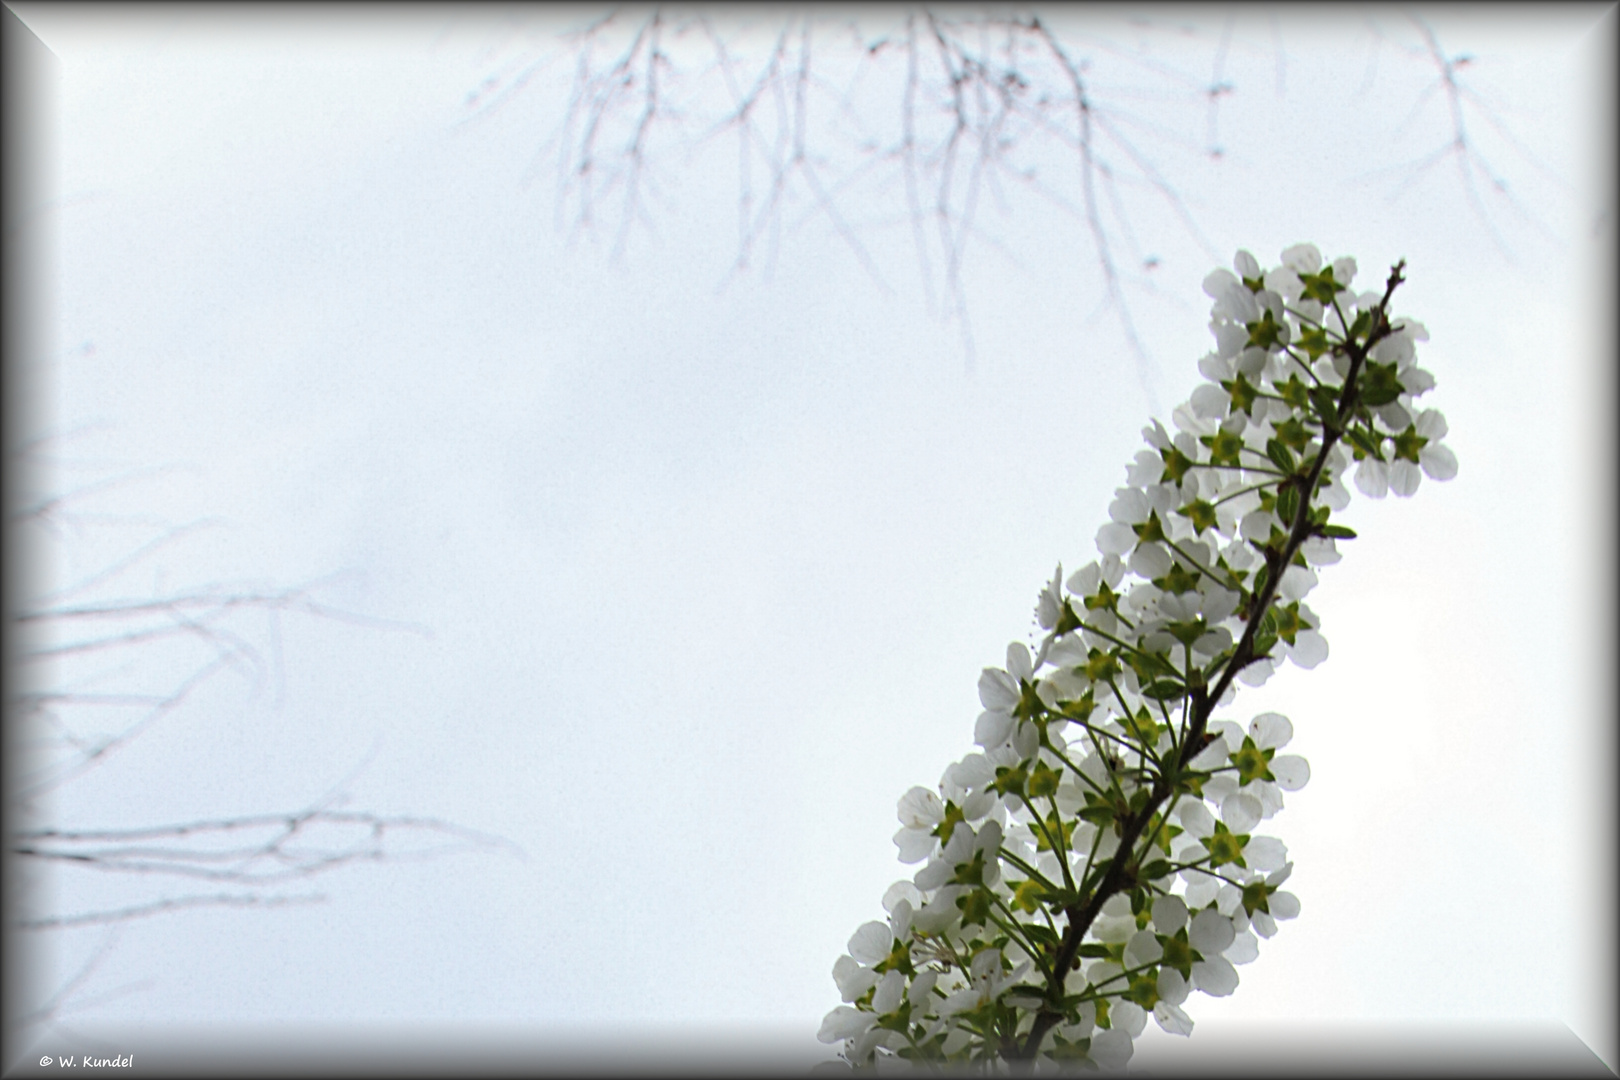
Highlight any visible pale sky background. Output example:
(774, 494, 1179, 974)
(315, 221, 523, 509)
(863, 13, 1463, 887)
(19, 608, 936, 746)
(8, 3, 1615, 1073)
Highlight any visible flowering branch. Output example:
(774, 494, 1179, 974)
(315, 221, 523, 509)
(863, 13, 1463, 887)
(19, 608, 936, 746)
(821, 245, 1454, 1070)
(1016, 258, 1410, 1060)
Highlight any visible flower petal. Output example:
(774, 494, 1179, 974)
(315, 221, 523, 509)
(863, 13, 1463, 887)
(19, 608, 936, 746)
(1250, 712, 1294, 749)
(873, 970, 905, 1015)
(1097, 521, 1138, 556)
(1191, 955, 1240, 997)
(894, 826, 936, 864)
(1090, 1028, 1134, 1069)
(1244, 835, 1288, 871)
(978, 669, 1019, 712)
(818, 1005, 877, 1043)
(833, 955, 880, 1002)
(1154, 1000, 1195, 1036)
(1007, 642, 1034, 682)
(1190, 908, 1237, 954)
(1420, 444, 1458, 481)
(1224, 929, 1260, 964)
(897, 786, 944, 828)
(1270, 754, 1310, 791)
(1290, 630, 1329, 669)
(1354, 458, 1389, 499)
(848, 921, 893, 966)
(1112, 1001, 1148, 1037)
(1221, 792, 1262, 832)
(974, 710, 1013, 750)
(1152, 894, 1189, 934)
(1389, 460, 1422, 498)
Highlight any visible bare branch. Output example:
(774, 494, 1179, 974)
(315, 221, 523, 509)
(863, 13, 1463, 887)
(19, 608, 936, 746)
(509, 7, 1245, 380)
(11, 461, 433, 804)
(10, 929, 132, 1028)
(1030, 15, 1156, 407)
(7, 441, 496, 972)
(16, 738, 524, 891)
(17, 892, 326, 932)
(1347, 15, 1568, 258)
(479, 6, 1570, 384)
(14, 651, 241, 801)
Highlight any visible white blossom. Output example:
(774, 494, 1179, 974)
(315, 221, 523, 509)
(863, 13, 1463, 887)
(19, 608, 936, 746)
(825, 248, 1450, 1069)
(1155, 1000, 1196, 1036)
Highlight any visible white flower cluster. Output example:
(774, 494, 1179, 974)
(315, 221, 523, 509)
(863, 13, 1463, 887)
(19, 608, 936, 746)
(820, 247, 1453, 1071)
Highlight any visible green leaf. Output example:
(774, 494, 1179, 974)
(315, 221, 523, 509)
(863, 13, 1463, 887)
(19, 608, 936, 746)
(1160, 929, 1196, 977)
(1360, 360, 1405, 406)
(1176, 499, 1219, 536)
(1154, 561, 1203, 595)
(1273, 601, 1311, 646)
(1012, 878, 1049, 915)
(1085, 649, 1122, 681)
(1033, 810, 1076, 852)
(1045, 886, 1080, 910)
(1276, 484, 1299, 525)
(956, 887, 993, 928)
(1139, 859, 1172, 882)
(1278, 374, 1311, 410)
(1200, 428, 1245, 467)
(1246, 308, 1286, 351)
(874, 936, 916, 976)
(933, 801, 967, 844)
(1298, 267, 1346, 305)
(1167, 618, 1206, 646)
(950, 848, 988, 886)
(1222, 374, 1259, 416)
(1321, 524, 1357, 539)
(1128, 651, 1179, 684)
(1232, 736, 1276, 785)
(1142, 679, 1186, 701)
(1159, 445, 1197, 484)
(1344, 424, 1384, 461)
(1201, 822, 1248, 869)
(1349, 309, 1372, 343)
(1266, 438, 1296, 474)
(993, 765, 1029, 799)
(1054, 598, 1083, 636)
(1309, 385, 1341, 426)
(1023, 923, 1060, 949)
(1083, 580, 1120, 613)
(1392, 423, 1429, 463)
(1132, 510, 1167, 545)
(1275, 416, 1312, 452)
(1060, 693, 1098, 723)
(1079, 799, 1117, 829)
(1295, 325, 1330, 359)
(1241, 880, 1274, 917)
(1028, 760, 1062, 799)
(1125, 708, 1163, 745)
(1016, 680, 1046, 721)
